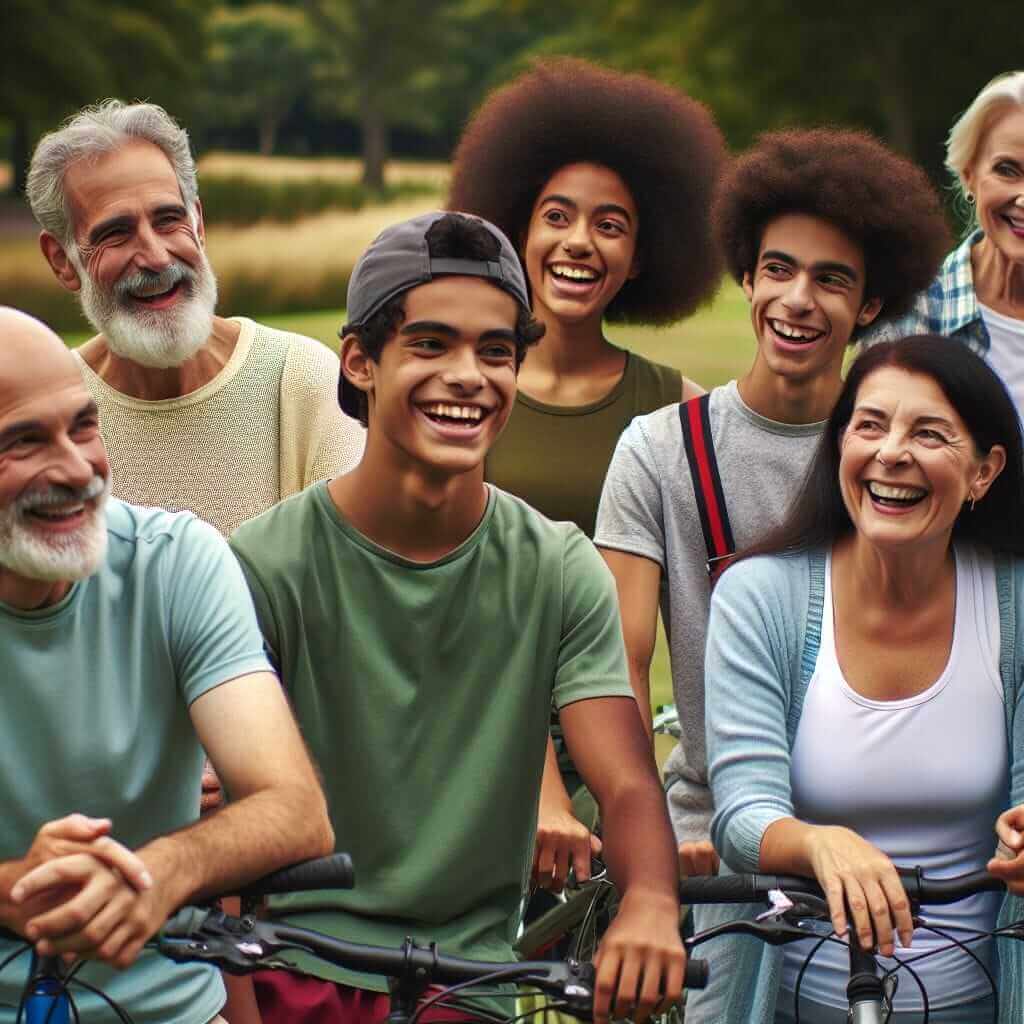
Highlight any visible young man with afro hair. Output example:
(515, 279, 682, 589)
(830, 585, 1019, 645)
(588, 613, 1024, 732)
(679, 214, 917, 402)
(448, 58, 725, 889)
(594, 128, 952, 880)
(230, 212, 691, 1024)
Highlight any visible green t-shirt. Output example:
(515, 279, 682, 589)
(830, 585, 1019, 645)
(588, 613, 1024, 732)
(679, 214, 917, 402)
(0, 499, 271, 1024)
(230, 482, 633, 991)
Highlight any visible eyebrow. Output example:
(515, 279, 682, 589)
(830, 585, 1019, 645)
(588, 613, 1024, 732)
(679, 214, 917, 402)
(401, 321, 517, 342)
(538, 194, 634, 224)
(760, 250, 859, 280)
(853, 405, 956, 431)
(0, 399, 99, 449)
(86, 203, 187, 247)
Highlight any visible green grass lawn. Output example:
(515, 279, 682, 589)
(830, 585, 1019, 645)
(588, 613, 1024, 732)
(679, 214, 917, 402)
(70, 285, 756, 722)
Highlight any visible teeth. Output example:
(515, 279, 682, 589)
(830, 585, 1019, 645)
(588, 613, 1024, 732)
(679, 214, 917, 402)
(132, 284, 173, 299)
(770, 319, 822, 341)
(422, 403, 483, 421)
(550, 265, 598, 282)
(31, 504, 85, 519)
(867, 482, 926, 501)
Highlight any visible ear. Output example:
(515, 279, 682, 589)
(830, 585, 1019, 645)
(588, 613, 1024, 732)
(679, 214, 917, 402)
(39, 232, 82, 293)
(741, 271, 754, 302)
(340, 333, 375, 406)
(192, 200, 206, 246)
(971, 443, 1007, 504)
(857, 297, 883, 327)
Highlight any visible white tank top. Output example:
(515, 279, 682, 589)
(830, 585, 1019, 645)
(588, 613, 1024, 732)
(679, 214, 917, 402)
(779, 545, 1007, 1012)
(980, 301, 1024, 424)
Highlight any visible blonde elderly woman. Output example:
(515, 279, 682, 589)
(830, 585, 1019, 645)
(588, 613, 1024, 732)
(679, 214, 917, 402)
(868, 73, 1024, 415)
(864, 73, 1024, 415)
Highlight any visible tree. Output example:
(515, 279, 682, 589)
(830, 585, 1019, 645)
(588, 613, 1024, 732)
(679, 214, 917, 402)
(204, 5, 318, 155)
(0, 0, 207, 194)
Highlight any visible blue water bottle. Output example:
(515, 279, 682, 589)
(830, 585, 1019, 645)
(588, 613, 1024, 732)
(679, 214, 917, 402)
(25, 954, 70, 1024)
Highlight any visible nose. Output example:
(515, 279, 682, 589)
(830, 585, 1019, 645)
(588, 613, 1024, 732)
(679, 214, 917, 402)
(562, 217, 593, 258)
(875, 429, 910, 467)
(131, 221, 174, 273)
(441, 347, 486, 393)
(50, 433, 99, 490)
(781, 271, 814, 314)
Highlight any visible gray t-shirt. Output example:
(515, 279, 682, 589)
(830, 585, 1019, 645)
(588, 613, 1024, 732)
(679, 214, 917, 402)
(594, 381, 824, 842)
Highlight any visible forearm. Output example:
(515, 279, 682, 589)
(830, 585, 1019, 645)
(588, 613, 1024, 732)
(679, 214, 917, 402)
(759, 817, 824, 875)
(627, 658, 653, 739)
(140, 781, 333, 909)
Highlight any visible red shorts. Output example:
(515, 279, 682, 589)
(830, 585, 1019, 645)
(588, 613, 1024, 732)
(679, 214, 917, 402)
(253, 969, 487, 1024)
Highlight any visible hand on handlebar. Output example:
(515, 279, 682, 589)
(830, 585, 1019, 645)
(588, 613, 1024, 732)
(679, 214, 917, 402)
(592, 891, 685, 1024)
(532, 804, 602, 893)
(678, 840, 719, 879)
(988, 805, 1024, 894)
(804, 825, 913, 956)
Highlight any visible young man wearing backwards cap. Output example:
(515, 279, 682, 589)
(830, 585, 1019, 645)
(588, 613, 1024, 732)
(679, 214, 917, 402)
(229, 212, 686, 1024)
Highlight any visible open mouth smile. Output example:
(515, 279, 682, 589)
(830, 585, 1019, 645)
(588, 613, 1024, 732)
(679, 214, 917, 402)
(128, 280, 184, 306)
(1002, 211, 1024, 237)
(24, 501, 92, 532)
(768, 318, 825, 345)
(546, 262, 602, 294)
(865, 480, 928, 509)
(417, 402, 491, 432)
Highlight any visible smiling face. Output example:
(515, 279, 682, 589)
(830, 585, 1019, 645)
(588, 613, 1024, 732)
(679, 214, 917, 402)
(522, 162, 640, 329)
(0, 320, 111, 598)
(42, 139, 217, 368)
(963, 105, 1024, 263)
(341, 276, 520, 478)
(839, 367, 1006, 553)
(744, 213, 881, 387)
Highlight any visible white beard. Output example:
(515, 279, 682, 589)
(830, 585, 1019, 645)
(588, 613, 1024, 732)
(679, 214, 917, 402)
(73, 246, 218, 370)
(0, 476, 110, 584)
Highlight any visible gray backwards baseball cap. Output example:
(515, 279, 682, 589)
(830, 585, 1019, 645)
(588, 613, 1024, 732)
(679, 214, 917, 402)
(339, 211, 531, 420)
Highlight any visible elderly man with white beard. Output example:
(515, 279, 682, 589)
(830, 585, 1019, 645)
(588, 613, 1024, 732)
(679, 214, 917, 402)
(26, 100, 364, 539)
(0, 307, 333, 1024)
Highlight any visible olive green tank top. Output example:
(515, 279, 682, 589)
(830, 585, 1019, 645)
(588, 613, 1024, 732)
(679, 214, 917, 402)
(486, 350, 682, 538)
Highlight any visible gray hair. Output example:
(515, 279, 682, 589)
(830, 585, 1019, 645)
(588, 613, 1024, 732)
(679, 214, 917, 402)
(26, 100, 199, 247)
(946, 71, 1024, 228)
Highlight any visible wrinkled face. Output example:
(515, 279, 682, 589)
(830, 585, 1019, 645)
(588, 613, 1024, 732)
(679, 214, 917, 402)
(62, 140, 217, 367)
(963, 105, 1024, 263)
(523, 162, 640, 328)
(839, 367, 1005, 552)
(0, 359, 110, 587)
(343, 276, 519, 477)
(744, 213, 881, 385)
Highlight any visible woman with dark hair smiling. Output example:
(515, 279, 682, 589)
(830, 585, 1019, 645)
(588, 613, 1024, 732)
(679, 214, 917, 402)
(690, 336, 1024, 1023)
(448, 58, 725, 889)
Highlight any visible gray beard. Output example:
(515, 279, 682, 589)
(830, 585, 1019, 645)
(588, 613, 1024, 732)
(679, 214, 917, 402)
(74, 251, 219, 369)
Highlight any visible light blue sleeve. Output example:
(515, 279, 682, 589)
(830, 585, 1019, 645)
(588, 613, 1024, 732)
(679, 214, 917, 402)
(165, 516, 274, 704)
(593, 415, 666, 568)
(705, 557, 800, 871)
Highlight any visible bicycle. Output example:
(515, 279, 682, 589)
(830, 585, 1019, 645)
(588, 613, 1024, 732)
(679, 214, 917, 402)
(678, 867, 1020, 1023)
(14, 855, 709, 1023)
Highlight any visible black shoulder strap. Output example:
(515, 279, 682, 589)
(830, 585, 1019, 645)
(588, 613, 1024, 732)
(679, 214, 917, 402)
(679, 394, 736, 583)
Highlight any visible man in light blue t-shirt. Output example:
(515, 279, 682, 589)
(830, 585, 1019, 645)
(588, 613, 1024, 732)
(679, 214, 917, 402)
(0, 308, 333, 1024)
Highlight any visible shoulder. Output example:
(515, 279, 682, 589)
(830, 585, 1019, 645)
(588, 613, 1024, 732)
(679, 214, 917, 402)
(713, 550, 816, 621)
(617, 401, 682, 457)
(626, 351, 683, 407)
(106, 497, 219, 551)
(231, 483, 324, 563)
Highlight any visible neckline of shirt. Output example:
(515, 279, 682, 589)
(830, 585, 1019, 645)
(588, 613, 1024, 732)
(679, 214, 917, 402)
(722, 380, 828, 437)
(514, 349, 633, 417)
(74, 317, 256, 412)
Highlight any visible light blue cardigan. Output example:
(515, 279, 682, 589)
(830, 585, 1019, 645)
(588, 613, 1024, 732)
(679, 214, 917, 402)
(685, 547, 1024, 1024)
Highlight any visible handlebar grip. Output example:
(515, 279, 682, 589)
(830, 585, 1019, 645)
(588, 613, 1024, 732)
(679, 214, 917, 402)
(239, 853, 355, 900)
(679, 874, 759, 905)
(685, 958, 709, 990)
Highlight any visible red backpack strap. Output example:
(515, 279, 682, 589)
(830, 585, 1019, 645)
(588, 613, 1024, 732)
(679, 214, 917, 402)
(679, 394, 736, 583)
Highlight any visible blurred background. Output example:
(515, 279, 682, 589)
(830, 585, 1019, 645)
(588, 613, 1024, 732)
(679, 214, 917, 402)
(0, 0, 1016, 708)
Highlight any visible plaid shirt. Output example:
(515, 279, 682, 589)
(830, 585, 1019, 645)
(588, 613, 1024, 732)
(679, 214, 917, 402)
(860, 230, 989, 355)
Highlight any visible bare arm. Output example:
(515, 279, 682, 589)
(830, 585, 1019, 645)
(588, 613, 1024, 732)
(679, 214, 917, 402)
(562, 696, 684, 1023)
(598, 549, 661, 738)
(16, 671, 333, 965)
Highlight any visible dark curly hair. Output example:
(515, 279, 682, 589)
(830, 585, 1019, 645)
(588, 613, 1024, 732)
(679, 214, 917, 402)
(447, 58, 726, 325)
(714, 128, 951, 332)
(339, 214, 545, 425)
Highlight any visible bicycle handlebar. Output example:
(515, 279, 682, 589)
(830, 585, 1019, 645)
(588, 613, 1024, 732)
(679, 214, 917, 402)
(678, 867, 1005, 907)
(237, 852, 355, 901)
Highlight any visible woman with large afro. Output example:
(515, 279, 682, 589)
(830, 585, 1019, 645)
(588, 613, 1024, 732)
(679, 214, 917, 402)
(448, 58, 725, 894)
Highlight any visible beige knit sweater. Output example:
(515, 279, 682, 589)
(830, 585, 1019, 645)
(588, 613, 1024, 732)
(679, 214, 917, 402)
(76, 318, 365, 536)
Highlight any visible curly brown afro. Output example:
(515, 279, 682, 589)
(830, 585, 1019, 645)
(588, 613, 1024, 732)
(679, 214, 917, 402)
(714, 128, 951, 327)
(447, 58, 726, 325)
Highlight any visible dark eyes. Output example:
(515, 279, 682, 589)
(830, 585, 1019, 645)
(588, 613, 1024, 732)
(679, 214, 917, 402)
(995, 161, 1022, 178)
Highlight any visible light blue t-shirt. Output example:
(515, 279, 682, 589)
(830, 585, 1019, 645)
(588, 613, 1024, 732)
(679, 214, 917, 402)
(0, 499, 271, 1024)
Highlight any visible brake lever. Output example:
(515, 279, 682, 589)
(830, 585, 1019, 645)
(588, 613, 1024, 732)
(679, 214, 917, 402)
(158, 909, 301, 975)
(687, 917, 816, 949)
